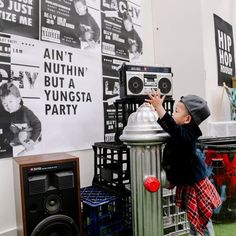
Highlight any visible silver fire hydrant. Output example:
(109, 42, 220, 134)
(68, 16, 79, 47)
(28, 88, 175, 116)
(120, 103, 169, 236)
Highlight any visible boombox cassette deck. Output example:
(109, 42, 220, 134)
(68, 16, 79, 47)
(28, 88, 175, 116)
(119, 63, 173, 98)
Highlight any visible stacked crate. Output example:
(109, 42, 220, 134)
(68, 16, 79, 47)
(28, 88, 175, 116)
(80, 185, 131, 236)
(92, 142, 130, 193)
(162, 189, 189, 235)
(81, 141, 132, 235)
(197, 137, 236, 223)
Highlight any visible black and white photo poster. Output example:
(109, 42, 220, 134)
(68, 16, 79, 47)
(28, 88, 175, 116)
(0, 33, 11, 63)
(101, 0, 142, 61)
(41, 0, 101, 51)
(101, 0, 143, 141)
(0, 0, 143, 158)
(102, 55, 128, 141)
(0, 0, 39, 39)
(0, 35, 103, 157)
(101, 11, 128, 59)
(41, 0, 77, 46)
(103, 102, 117, 142)
(214, 14, 235, 86)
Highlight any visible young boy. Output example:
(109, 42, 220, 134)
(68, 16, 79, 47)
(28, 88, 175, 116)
(0, 82, 41, 152)
(73, 0, 100, 49)
(122, 11, 143, 60)
(145, 92, 222, 236)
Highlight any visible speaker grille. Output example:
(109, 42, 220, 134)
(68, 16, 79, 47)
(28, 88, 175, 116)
(128, 76, 143, 94)
(158, 77, 172, 95)
(28, 174, 49, 195)
(53, 171, 75, 190)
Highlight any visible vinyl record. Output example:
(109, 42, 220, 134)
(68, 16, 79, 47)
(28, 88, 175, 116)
(158, 77, 172, 94)
(128, 76, 143, 94)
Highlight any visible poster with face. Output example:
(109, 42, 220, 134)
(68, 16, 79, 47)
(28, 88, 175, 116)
(101, 0, 143, 141)
(41, 0, 101, 51)
(0, 35, 104, 157)
(121, 1, 142, 64)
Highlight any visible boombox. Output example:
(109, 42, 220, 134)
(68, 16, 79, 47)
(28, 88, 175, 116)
(119, 63, 173, 98)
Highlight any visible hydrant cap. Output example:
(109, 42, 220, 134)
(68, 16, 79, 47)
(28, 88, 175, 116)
(120, 103, 169, 142)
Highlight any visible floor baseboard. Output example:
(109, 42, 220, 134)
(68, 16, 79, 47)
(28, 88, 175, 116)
(0, 228, 17, 236)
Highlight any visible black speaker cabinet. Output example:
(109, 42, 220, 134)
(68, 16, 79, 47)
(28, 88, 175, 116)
(13, 153, 82, 236)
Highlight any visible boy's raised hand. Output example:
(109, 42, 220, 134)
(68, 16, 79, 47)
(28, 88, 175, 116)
(145, 89, 165, 109)
(145, 89, 166, 118)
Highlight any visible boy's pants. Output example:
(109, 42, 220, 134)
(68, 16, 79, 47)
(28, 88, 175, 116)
(190, 219, 215, 236)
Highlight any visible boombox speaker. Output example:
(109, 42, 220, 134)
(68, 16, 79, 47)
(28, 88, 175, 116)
(13, 153, 82, 236)
(119, 63, 173, 98)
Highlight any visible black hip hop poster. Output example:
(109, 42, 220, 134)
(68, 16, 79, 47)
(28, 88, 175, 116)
(214, 14, 235, 86)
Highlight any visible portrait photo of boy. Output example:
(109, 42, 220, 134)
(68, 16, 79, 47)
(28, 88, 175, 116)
(0, 82, 41, 155)
(73, 0, 100, 50)
(122, 11, 143, 63)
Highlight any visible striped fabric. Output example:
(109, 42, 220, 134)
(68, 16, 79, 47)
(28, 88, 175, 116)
(175, 177, 222, 236)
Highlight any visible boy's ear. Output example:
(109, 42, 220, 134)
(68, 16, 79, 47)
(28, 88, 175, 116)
(184, 114, 192, 124)
(16, 97, 21, 104)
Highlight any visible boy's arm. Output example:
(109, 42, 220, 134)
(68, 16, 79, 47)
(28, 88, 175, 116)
(157, 112, 178, 135)
(89, 14, 100, 42)
(134, 30, 142, 54)
(29, 114, 41, 142)
(158, 112, 194, 141)
(24, 108, 41, 142)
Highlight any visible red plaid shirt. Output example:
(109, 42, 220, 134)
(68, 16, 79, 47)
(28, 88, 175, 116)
(175, 177, 222, 236)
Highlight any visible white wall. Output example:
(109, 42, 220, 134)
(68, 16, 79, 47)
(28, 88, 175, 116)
(152, 0, 208, 133)
(0, 1, 155, 234)
(152, 0, 236, 134)
(152, 0, 205, 100)
(201, 0, 236, 122)
(0, 158, 16, 235)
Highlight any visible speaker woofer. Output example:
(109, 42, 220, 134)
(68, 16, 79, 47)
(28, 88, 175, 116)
(31, 215, 79, 236)
(44, 194, 62, 214)
(158, 77, 172, 94)
(128, 76, 143, 94)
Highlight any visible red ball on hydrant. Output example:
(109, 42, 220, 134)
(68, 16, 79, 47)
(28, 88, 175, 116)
(144, 176, 160, 192)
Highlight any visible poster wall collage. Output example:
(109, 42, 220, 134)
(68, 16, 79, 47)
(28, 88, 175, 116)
(0, 0, 143, 158)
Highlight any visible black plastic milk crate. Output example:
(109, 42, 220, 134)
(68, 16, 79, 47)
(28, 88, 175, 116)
(92, 142, 130, 193)
(114, 97, 175, 142)
(197, 136, 236, 223)
(80, 185, 132, 236)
